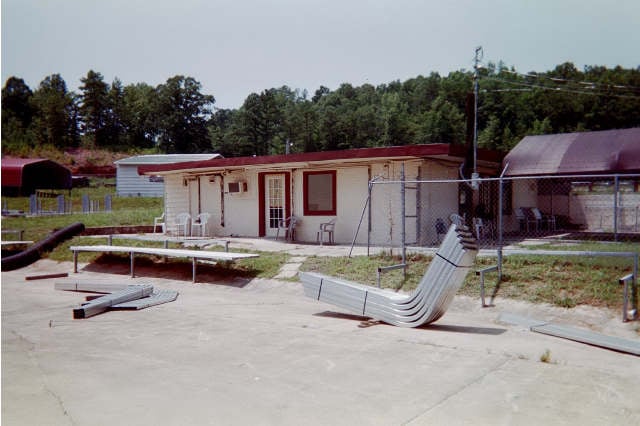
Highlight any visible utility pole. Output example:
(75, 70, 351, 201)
(472, 46, 482, 190)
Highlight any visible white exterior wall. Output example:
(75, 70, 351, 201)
(200, 175, 224, 236)
(506, 179, 538, 232)
(367, 161, 425, 247)
(164, 171, 260, 237)
(291, 166, 370, 244)
(116, 165, 164, 197)
(222, 170, 259, 237)
(163, 175, 190, 230)
(419, 162, 459, 245)
(569, 191, 640, 232)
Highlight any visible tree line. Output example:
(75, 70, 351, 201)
(3, 62, 639, 157)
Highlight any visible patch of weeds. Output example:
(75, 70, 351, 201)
(227, 251, 289, 279)
(553, 296, 577, 308)
(539, 349, 554, 364)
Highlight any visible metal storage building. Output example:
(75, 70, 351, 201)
(1, 158, 72, 196)
(115, 154, 222, 197)
(503, 127, 640, 176)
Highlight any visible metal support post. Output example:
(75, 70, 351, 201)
(497, 164, 508, 278)
(367, 180, 372, 256)
(477, 265, 499, 307)
(400, 163, 406, 273)
(377, 263, 407, 288)
(614, 175, 619, 241)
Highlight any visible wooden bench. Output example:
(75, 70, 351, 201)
(70, 245, 258, 283)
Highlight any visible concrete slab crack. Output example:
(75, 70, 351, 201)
(402, 357, 511, 425)
(10, 330, 76, 425)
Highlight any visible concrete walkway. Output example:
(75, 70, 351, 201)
(275, 256, 308, 279)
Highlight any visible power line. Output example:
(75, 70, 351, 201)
(482, 76, 640, 100)
(498, 68, 640, 92)
(474, 57, 640, 93)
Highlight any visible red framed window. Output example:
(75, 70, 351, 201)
(303, 170, 336, 216)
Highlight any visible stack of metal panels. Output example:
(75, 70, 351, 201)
(72, 285, 154, 318)
(300, 224, 478, 327)
(55, 281, 179, 319)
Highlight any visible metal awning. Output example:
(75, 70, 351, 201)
(504, 128, 640, 176)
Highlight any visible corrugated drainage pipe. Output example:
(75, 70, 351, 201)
(2, 222, 85, 271)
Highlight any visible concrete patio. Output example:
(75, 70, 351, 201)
(2, 254, 639, 425)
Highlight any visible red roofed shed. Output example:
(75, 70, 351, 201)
(1, 158, 72, 196)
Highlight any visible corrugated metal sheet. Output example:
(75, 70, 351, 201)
(116, 164, 165, 197)
(115, 154, 222, 197)
(504, 128, 640, 176)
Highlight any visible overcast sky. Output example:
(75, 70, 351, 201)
(2, 0, 639, 109)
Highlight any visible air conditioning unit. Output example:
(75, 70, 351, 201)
(227, 181, 248, 194)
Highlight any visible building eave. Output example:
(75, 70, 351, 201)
(139, 144, 504, 177)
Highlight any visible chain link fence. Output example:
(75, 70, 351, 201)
(359, 172, 639, 321)
(365, 173, 640, 252)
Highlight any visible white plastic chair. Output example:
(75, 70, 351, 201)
(473, 217, 484, 240)
(317, 218, 336, 245)
(168, 212, 190, 237)
(276, 216, 298, 241)
(532, 207, 556, 231)
(191, 213, 211, 237)
(153, 212, 165, 233)
(449, 213, 464, 226)
(515, 208, 534, 232)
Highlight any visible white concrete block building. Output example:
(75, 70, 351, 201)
(138, 145, 501, 246)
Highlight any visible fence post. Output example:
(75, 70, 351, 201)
(400, 163, 406, 272)
(634, 253, 639, 320)
(29, 194, 37, 215)
(497, 164, 509, 278)
(57, 194, 65, 214)
(367, 180, 373, 257)
(82, 194, 89, 213)
(614, 175, 619, 242)
(104, 195, 112, 212)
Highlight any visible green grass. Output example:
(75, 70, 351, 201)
(302, 252, 432, 291)
(301, 249, 636, 311)
(518, 240, 639, 252)
(2, 178, 162, 242)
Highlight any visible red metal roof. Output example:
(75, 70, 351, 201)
(2, 158, 72, 194)
(1, 158, 48, 187)
(504, 128, 640, 176)
(138, 144, 502, 175)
